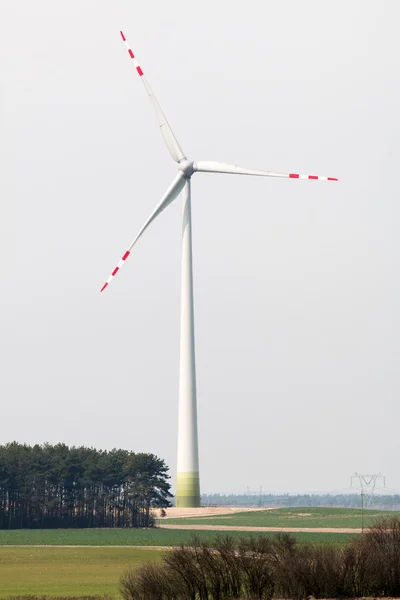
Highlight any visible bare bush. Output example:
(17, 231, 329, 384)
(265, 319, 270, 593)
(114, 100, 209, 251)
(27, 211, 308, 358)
(163, 542, 207, 599)
(237, 536, 274, 600)
(340, 538, 371, 598)
(164, 535, 245, 599)
(119, 562, 183, 600)
(119, 518, 400, 599)
(357, 516, 400, 597)
(212, 535, 243, 597)
(191, 536, 242, 599)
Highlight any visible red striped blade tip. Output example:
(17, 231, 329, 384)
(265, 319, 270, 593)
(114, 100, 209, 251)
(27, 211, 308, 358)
(120, 31, 126, 41)
(100, 283, 108, 292)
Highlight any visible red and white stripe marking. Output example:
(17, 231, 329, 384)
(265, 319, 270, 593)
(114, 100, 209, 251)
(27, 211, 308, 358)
(100, 250, 131, 292)
(120, 31, 144, 77)
(288, 173, 338, 181)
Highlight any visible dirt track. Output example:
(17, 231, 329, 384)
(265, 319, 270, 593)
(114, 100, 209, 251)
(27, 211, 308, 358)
(154, 507, 270, 519)
(158, 524, 362, 533)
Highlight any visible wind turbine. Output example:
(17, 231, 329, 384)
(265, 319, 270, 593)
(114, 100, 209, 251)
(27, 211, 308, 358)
(101, 31, 338, 508)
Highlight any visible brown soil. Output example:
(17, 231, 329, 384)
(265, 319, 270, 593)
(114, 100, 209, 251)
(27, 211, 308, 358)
(154, 506, 274, 519)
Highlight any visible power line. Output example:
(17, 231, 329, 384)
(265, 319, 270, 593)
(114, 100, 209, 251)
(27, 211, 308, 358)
(350, 472, 385, 532)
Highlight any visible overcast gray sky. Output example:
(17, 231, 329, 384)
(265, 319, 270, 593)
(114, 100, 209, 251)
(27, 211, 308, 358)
(1, 0, 398, 495)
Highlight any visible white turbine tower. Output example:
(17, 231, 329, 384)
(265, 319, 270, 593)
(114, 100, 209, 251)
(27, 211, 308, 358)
(101, 31, 338, 508)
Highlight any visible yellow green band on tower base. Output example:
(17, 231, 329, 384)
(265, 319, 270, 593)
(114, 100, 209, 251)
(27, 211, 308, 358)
(176, 472, 200, 507)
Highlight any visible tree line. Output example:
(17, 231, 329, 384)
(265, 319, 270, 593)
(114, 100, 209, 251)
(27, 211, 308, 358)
(0, 442, 172, 529)
(201, 492, 400, 510)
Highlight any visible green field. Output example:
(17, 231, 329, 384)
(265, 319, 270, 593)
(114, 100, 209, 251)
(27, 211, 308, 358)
(2, 508, 387, 597)
(0, 546, 163, 597)
(161, 506, 400, 529)
(0, 530, 357, 598)
(0, 527, 356, 547)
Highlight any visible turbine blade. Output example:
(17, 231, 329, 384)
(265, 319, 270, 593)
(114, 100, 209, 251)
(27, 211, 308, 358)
(100, 174, 185, 292)
(120, 31, 186, 163)
(194, 161, 338, 181)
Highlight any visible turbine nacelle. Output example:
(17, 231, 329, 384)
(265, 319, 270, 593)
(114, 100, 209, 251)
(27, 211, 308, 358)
(178, 159, 195, 179)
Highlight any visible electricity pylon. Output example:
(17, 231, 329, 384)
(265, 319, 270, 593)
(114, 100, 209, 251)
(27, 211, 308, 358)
(350, 472, 385, 532)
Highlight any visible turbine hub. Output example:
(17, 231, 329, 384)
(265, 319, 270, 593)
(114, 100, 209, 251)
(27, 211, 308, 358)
(178, 159, 195, 179)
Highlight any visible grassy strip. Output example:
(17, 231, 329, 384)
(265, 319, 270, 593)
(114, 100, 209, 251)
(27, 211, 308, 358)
(0, 547, 163, 598)
(161, 507, 400, 529)
(0, 528, 357, 547)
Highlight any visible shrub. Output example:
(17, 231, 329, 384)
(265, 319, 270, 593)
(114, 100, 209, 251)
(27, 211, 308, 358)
(356, 516, 400, 597)
(237, 536, 275, 599)
(119, 518, 400, 599)
(120, 562, 184, 600)
(272, 542, 343, 599)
